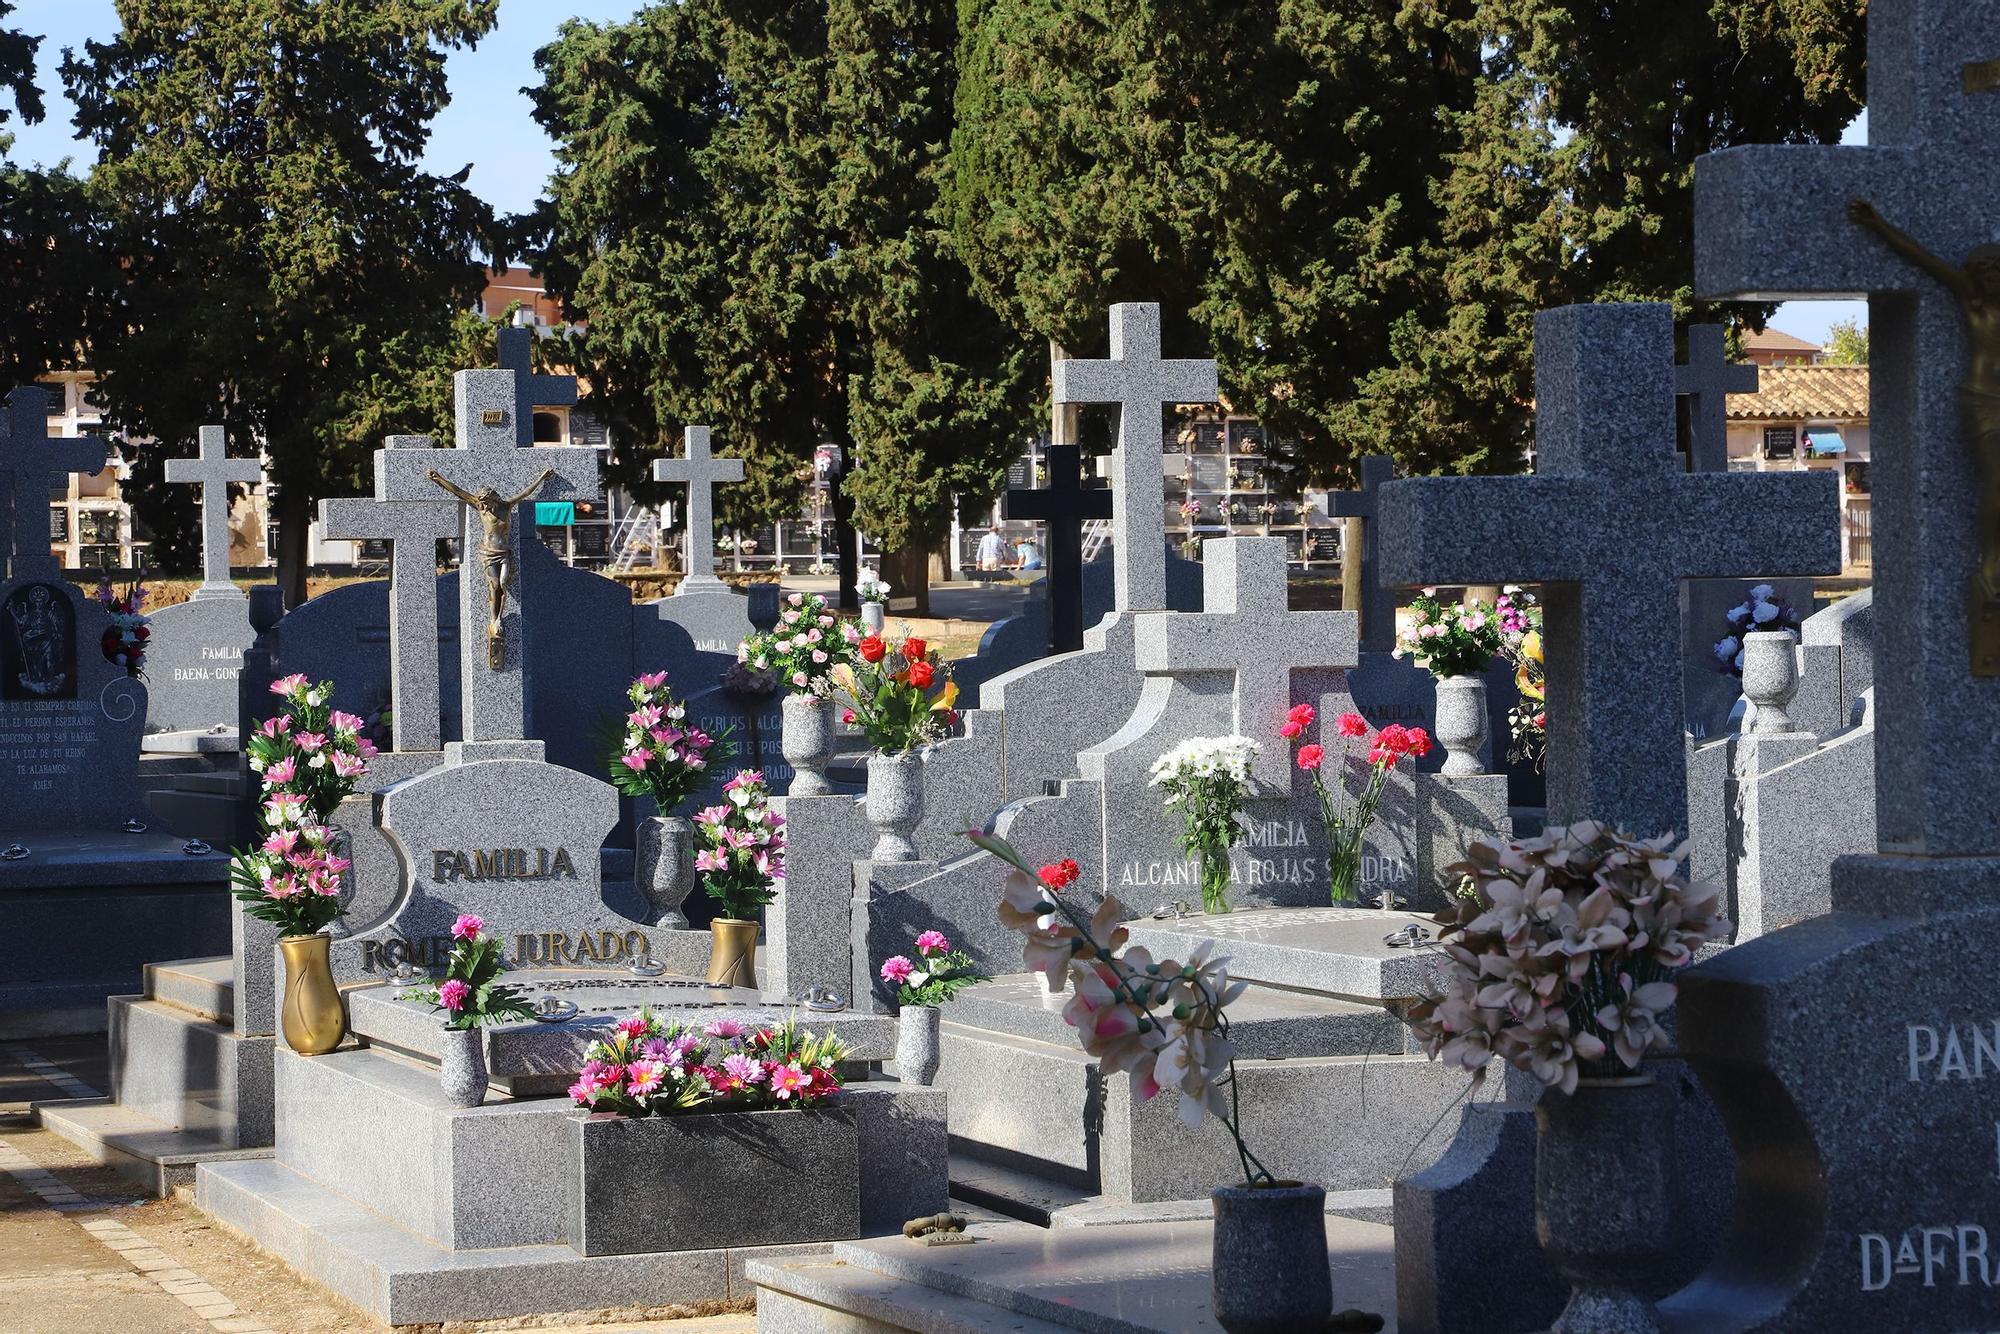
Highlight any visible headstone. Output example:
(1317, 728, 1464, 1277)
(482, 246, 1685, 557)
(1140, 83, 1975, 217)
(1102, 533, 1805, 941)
(1051, 303, 1217, 613)
(1669, 5, 2000, 1326)
(1377, 302, 1841, 838)
(163, 425, 260, 601)
(317, 435, 457, 752)
(142, 426, 261, 734)
(1005, 444, 1112, 653)
(648, 426, 753, 654)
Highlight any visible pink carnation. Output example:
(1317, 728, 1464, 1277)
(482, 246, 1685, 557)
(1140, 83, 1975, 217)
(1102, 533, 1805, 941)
(451, 913, 484, 942)
(914, 930, 949, 954)
(880, 955, 914, 985)
(438, 979, 470, 1012)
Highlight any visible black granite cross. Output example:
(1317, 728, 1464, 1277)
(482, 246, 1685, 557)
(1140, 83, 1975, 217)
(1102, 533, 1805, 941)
(1326, 455, 1396, 653)
(1675, 324, 1758, 473)
(1006, 444, 1112, 653)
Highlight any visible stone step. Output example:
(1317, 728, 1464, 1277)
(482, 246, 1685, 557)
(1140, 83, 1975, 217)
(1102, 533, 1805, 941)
(947, 1150, 1091, 1227)
(33, 1096, 271, 1197)
(107, 996, 273, 1148)
(935, 1024, 1098, 1182)
(142, 786, 246, 844)
(945, 972, 1410, 1059)
(145, 956, 233, 1023)
(1121, 906, 1450, 1001)
(750, 1249, 1080, 1334)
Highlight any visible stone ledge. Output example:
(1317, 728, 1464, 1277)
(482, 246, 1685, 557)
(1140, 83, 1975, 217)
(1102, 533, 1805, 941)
(35, 1097, 272, 1197)
(145, 957, 234, 1023)
(751, 1257, 1079, 1334)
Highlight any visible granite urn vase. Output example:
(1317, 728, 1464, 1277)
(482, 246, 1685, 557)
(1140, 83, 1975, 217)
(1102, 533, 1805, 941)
(278, 933, 345, 1056)
(438, 1025, 488, 1108)
(1434, 673, 1489, 777)
(707, 917, 759, 989)
(865, 750, 924, 861)
(860, 601, 886, 636)
(1535, 1075, 1675, 1333)
(635, 813, 695, 929)
(896, 1004, 942, 1085)
(1210, 1181, 1331, 1333)
(1739, 628, 1800, 733)
(781, 693, 836, 797)
(569, 1105, 860, 1254)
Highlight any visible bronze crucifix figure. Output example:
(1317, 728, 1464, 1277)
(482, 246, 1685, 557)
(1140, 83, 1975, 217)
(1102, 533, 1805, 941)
(427, 466, 554, 670)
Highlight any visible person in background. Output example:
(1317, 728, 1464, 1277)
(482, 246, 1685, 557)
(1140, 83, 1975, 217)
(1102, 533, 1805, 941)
(1016, 537, 1042, 571)
(976, 528, 1006, 574)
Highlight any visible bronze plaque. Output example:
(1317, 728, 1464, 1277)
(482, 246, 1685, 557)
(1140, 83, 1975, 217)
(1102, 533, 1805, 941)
(482, 409, 506, 427)
(1966, 58, 2000, 94)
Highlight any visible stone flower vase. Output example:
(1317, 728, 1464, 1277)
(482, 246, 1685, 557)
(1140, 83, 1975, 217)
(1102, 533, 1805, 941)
(635, 813, 695, 929)
(1536, 1075, 1676, 1333)
(1211, 1181, 1332, 1333)
(278, 933, 345, 1056)
(707, 917, 759, 989)
(860, 601, 887, 636)
(896, 1005, 942, 1086)
(1740, 629, 1800, 734)
(1434, 672, 1489, 777)
(439, 1025, 488, 1108)
(781, 692, 836, 797)
(866, 750, 925, 861)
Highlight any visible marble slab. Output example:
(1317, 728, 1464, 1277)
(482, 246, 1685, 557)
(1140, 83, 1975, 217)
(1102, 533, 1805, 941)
(1121, 906, 1446, 1001)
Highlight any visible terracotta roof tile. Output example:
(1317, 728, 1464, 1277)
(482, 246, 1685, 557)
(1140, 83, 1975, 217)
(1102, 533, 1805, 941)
(1743, 327, 1823, 353)
(1726, 364, 1869, 421)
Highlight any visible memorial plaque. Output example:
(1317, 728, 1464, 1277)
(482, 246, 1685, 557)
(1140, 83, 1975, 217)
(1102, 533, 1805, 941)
(2, 583, 77, 701)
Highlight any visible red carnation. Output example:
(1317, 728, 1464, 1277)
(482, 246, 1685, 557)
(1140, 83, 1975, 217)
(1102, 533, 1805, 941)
(858, 635, 886, 664)
(1038, 858, 1081, 890)
(1287, 702, 1316, 728)
(1404, 727, 1433, 759)
(1297, 743, 1325, 770)
(1335, 712, 1369, 738)
(1279, 719, 1305, 740)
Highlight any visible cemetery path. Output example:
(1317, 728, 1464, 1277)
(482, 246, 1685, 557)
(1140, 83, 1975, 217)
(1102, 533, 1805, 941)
(0, 1040, 756, 1334)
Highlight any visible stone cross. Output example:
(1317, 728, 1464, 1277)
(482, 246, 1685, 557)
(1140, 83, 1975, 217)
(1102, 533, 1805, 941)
(163, 425, 260, 600)
(376, 366, 600, 743)
(0, 387, 104, 582)
(1134, 537, 1358, 789)
(1376, 303, 1839, 840)
(496, 326, 578, 448)
(1326, 455, 1397, 652)
(317, 436, 459, 751)
(1051, 304, 1217, 614)
(1675, 324, 1758, 473)
(1006, 443, 1113, 653)
(652, 425, 743, 594)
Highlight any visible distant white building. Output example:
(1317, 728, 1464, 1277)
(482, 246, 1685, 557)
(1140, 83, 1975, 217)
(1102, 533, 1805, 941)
(1725, 362, 1872, 574)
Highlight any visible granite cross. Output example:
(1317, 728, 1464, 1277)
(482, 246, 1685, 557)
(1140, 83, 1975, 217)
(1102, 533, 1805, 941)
(0, 387, 104, 582)
(1376, 303, 1839, 840)
(163, 425, 260, 601)
(1006, 443, 1113, 653)
(376, 366, 600, 742)
(1134, 537, 1357, 789)
(652, 425, 743, 594)
(1052, 304, 1217, 614)
(1326, 455, 1397, 652)
(1675, 324, 1758, 473)
(496, 325, 578, 448)
(318, 436, 459, 751)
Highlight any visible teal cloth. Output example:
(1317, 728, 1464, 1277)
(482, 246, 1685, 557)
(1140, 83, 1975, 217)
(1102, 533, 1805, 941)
(533, 501, 576, 526)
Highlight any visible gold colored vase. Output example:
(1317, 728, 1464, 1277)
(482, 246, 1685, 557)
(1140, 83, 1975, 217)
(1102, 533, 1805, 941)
(279, 933, 346, 1056)
(706, 918, 760, 989)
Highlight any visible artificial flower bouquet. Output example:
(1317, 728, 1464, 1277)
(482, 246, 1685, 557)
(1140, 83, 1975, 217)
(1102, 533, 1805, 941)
(95, 576, 149, 676)
(1283, 703, 1430, 906)
(856, 570, 891, 606)
(1148, 735, 1259, 913)
(229, 675, 375, 937)
(400, 914, 536, 1030)
(1713, 582, 1802, 676)
(737, 591, 860, 695)
(880, 929, 988, 1008)
(1403, 822, 1731, 1095)
(830, 634, 959, 753)
(1394, 587, 1504, 679)
(607, 670, 731, 813)
(569, 1011, 850, 1116)
(695, 770, 786, 919)
(973, 834, 1275, 1186)
(1498, 589, 1545, 769)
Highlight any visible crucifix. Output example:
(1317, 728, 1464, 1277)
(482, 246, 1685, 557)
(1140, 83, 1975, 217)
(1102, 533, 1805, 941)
(426, 466, 552, 668)
(1675, 325, 1758, 473)
(163, 425, 261, 601)
(651, 425, 744, 594)
(1005, 443, 1112, 653)
(317, 436, 459, 751)
(1051, 304, 1218, 614)
(0, 387, 105, 582)
(1326, 455, 1397, 653)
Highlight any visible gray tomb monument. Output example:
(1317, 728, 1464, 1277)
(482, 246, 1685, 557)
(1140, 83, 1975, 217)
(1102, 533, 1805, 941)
(145, 426, 262, 734)
(649, 424, 753, 653)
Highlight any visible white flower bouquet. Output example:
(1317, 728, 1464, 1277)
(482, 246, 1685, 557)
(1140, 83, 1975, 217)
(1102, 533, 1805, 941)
(1148, 736, 1260, 913)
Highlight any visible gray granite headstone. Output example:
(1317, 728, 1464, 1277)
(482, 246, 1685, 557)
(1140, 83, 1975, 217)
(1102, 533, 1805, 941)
(1669, 6, 2000, 1327)
(163, 425, 260, 601)
(652, 424, 744, 596)
(142, 594, 255, 733)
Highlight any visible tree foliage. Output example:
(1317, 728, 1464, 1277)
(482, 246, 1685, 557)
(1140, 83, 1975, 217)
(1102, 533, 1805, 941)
(62, 0, 502, 597)
(526, 0, 1034, 557)
(1822, 318, 1868, 366)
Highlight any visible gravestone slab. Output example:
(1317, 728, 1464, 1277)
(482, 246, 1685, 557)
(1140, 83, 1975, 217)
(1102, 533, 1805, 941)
(141, 595, 255, 733)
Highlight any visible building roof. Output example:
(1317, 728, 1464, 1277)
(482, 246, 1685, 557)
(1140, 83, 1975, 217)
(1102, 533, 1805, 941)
(1726, 364, 1869, 422)
(1742, 327, 1823, 355)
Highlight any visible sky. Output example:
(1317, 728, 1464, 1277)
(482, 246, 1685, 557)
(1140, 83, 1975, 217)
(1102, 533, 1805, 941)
(9, 0, 1867, 345)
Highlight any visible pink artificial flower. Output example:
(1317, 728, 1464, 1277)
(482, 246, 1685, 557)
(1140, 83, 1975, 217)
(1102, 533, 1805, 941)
(880, 955, 915, 985)
(294, 731, 326, 753)
(262, 828, 299, 856)
(451, 913, 485, 942)
(1279, 719, 1304, 740)
(615, 1015, 650, 1040)
(693, 804, 730, 826)
(328, 710, 365, 734)
(625, 1060, 667, 1097)
(722, 1052, 763, 1085)
(438, 979, 470, 1012)
(769, 1063, 810, 1100)
(262, 873, 300, 900)
(704, 1018, 746, 1039)
(637, 671, 669, 690)
(724, 770, 764, 793)
(264, 756, 297, 786)
(629, 704, 663, 729)
(620, 750, 650, 772)
(568, 1078, 594, 1104)
(270, 674, 308, 697)
(694, 848, 728, 873)
(355, 737, 380, 758)
(331, 751, 367, 779)
(915, 930, 949, 954)
(257, 715, 292, 738)
(790, 671, 808, 688)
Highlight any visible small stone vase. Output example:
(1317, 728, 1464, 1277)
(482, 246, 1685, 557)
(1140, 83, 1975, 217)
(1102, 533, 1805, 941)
(1740, 629, 1800, 734)
(865, 750, 925, 861)
(781, 692, 836, 797)
(860, 601, 887, 636)
(896, 1005, 942, 1086)
(439, 1026, 488, 1108)
(635, 814, 695, 929)
(278, 933, 345, 1056)
(1536, 1075, 1675, 1333)
(1434, 672, 1489, 777)
(707, 917, 760, 989)
(1210, 1181, 1332, 1333)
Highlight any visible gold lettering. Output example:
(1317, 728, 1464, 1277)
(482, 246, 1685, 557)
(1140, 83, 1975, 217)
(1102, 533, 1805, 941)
(552, 847, 576, 878)
(576, 933, 602, 962)
(599, 931, 625, 962)
(1967, 57, 2000, 95)
(551, 933, 576, 966)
